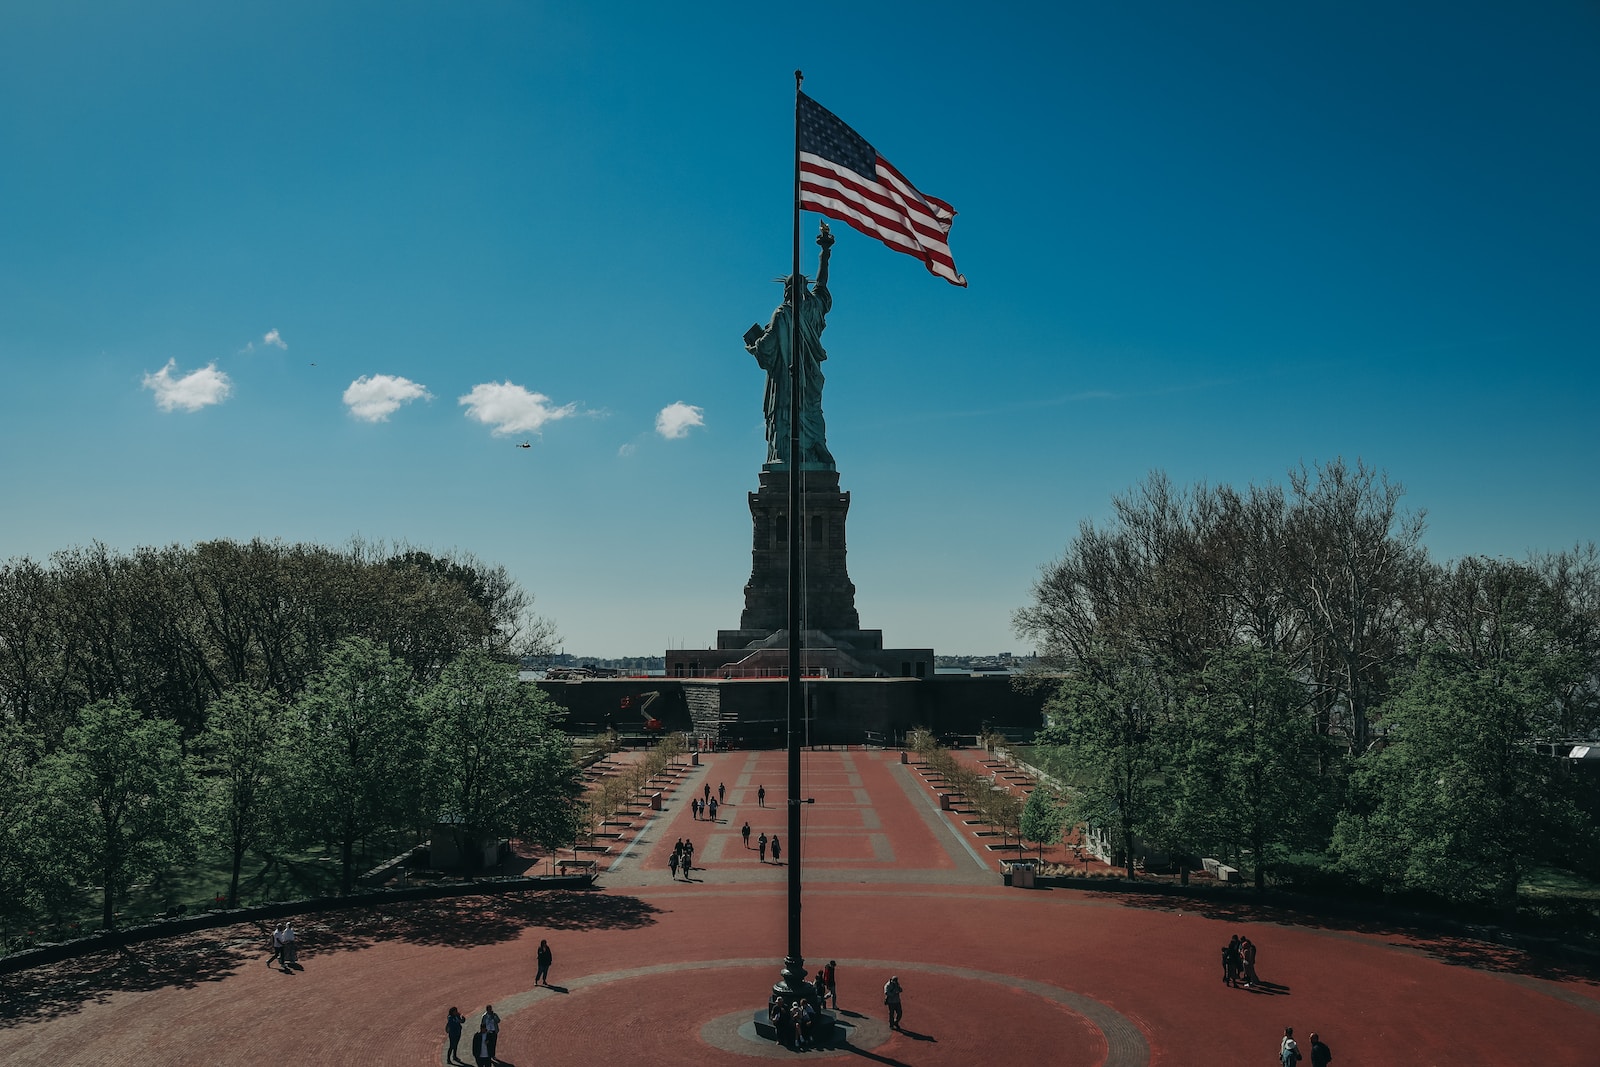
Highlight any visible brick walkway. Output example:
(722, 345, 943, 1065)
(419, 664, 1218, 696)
(3, 750, 1597, 1064)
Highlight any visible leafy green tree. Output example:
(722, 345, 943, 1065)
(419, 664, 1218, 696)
(199, 686, 291, 906)
(420, 650, 581, 867)
(1332, 650, 1584, 910)
(38, 701, 195, 929)
(1173, 647, 1327, 888)
(1038, 654, 1173, 877)
(285, 638, 420, 895)
(1019, 784, 1065, 861)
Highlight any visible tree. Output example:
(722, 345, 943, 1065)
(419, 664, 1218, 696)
(37, 701, 195, 929)
(419, 650, 581, 868)
(199, 685, 291, 906)
(0, 718, 56, 942)
(285, 638, 420, 895)
(1332, 649, 1584, 910)
(1037, 653, 1174, 877)
(1172, 647, 1328, 889)
(1283, 459, 1427, 752)
(1019, 785, 1065, 861)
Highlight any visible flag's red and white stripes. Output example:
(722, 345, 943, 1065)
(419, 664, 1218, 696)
(800, 152, 966, 287)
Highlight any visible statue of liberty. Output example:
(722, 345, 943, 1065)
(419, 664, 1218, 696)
(744, 221, 836, 471)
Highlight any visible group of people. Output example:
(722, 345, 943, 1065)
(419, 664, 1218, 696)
(668, 838, 696, 879)
(444, 1005, 500, 1066)
(691, 795, 719, 821)
(443, 940, 554, 1065)
(766, 961, 841, 1050)
(1279, 1026, 1333, 1067)
(265, 922, 298, 971)
(1221, 933, 1259, 988)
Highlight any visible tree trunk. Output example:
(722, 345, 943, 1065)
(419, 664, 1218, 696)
(230, 849, 244, 907)
(341, 836, 354, 896)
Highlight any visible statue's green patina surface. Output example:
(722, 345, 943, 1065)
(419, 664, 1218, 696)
(745, 222, 837, 471)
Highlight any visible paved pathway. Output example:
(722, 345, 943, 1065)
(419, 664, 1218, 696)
(3, 750, 1598, 1065)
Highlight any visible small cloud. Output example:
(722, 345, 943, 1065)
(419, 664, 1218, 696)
(459, 381, 578, 436)
(142, 360, 233, 412)
(263, 329, 287, 349)
(343, 374, 432, 422)
(655, 401, 705, 440)
(617, 442, 637, 458)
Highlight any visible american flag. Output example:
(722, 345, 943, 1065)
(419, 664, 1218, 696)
(798, 92, 966, 287)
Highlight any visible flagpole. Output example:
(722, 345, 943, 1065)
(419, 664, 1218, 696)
(778, 66, 807, 1002)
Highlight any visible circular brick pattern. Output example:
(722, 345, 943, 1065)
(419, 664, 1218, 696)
(489, 959, 1143, 1064)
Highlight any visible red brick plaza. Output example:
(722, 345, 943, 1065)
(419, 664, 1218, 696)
(4, 749, 1598, 1065)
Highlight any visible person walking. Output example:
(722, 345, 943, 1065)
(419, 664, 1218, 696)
(445, 1006, 466, 1064)
(823, 960, 838, 1008)
(718, 782, 726, 803)
(280, 921, 297, 967)
(884, 974, 903, 1030)
(482, 1005, 500, 1061)
(536, 938, 553, 986)
(771, 834, 782, 863)
(1279, 1026, 1301, 1066)
(1241, 936, 1259, 987)
(709, 796, 719, 821)
(704, 782, 712, 803)
(669, 849, 680, 879)
(683, 839, 695, 872)
(758, 784, 766, 807)
(1308, 1033, 1332, 1067)
(742, 821, 752, 849)
(471, 1023, 492, 1067)
(758, 832, 768, 862)
(266, 923, 283, 967)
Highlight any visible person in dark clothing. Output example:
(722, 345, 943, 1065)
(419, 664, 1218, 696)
(771, 834, 782, 862)
(471, 1024, 492, 1067)
(758, 784, 766, 806)
(758, 832, 768, 861)
(536, 938, 553, 986)
(1308, 1033, 1332, 1067)
(884, 975, 903, 1029)
(770, 993, 792, 1046)
(445, 1007, 465, 1064)
(1223, 936, 1242, 987)
(742, 822, 751, 848)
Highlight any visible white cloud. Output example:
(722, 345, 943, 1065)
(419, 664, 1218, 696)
(142, 360, 233, 412)
(655, 401, 705, 440)
(459, 381, 577, 436)
(343, 374, 433, 422)
(263, 329, 287, 349)
(617, 442, 637, 458)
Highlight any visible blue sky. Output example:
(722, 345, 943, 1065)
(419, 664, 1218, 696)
(3, 1, 1596, 657)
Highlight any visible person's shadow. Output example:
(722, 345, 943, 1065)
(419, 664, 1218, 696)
(897, 1027, 936, 1042)
(542, 984, 570, 994)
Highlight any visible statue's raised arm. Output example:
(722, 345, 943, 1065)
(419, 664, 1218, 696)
(815, 220, 833, 291)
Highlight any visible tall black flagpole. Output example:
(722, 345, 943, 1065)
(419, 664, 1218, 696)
(778, 68, 807, 1000)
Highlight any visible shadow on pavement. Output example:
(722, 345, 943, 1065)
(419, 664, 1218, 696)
(1114, 893, 1600, 984)
(0, 935, 252, 1028)
(0, 890, 659, 1028)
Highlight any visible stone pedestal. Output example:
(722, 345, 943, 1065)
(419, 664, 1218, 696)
(725, 468, 859, 644)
